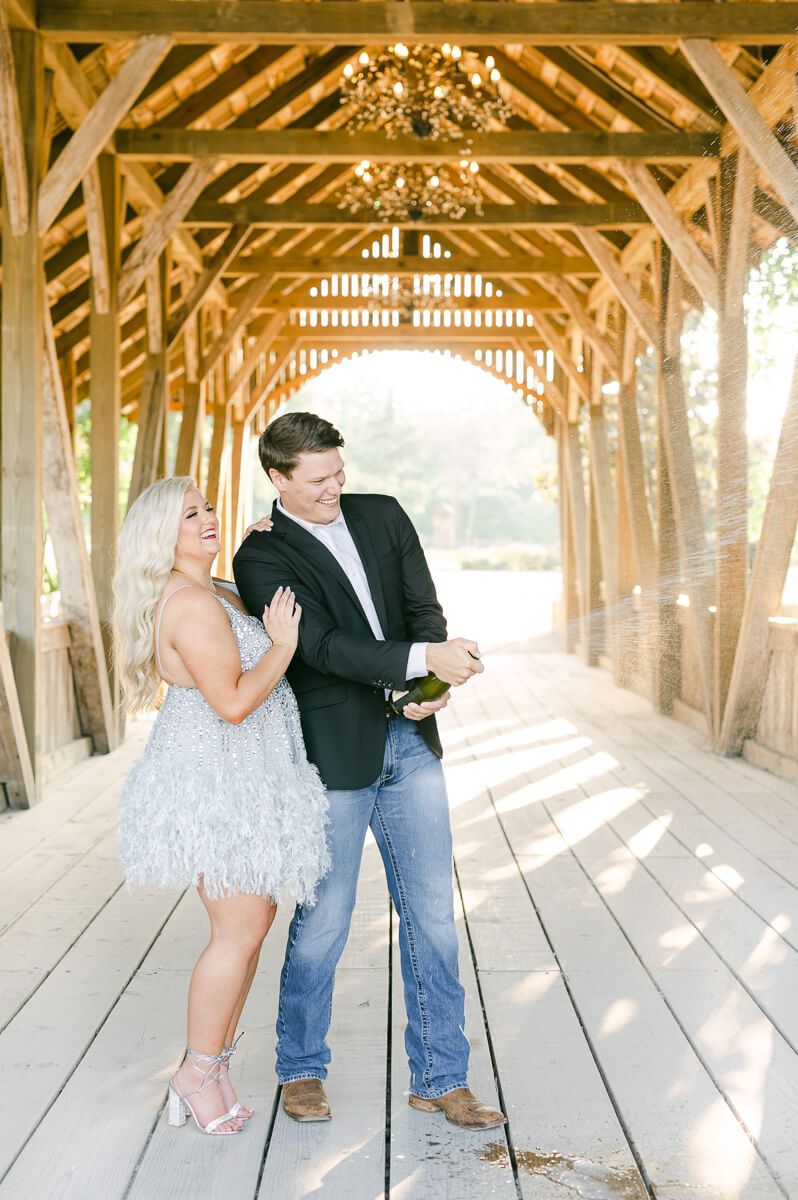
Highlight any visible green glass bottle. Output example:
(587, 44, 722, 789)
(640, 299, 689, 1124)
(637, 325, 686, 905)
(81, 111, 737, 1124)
(391, 672, 450, 715)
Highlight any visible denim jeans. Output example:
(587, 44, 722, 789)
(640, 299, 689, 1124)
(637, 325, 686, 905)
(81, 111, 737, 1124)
(275, 712, 470, 1098)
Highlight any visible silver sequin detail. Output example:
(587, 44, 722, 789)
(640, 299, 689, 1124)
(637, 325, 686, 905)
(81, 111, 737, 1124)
(118, 597, 329, 904)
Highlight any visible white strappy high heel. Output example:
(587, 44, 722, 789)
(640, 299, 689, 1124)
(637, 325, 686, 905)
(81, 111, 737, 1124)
(168, 1049, 244, 1135)
(219, 1032, 254, 1120)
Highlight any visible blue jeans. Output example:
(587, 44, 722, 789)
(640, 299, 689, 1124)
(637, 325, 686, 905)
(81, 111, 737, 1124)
(275, 712, 469, 1098)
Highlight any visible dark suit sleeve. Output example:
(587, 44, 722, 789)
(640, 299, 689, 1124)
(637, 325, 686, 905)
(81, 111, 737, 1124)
(392, 500, 448, 644)
(234, 541, 414, 690)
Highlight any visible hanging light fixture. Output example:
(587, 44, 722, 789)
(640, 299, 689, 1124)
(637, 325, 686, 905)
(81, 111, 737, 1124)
(358, 274, 458, 317)
(339, 160, 483, 223)
(340, 43, 511, 140)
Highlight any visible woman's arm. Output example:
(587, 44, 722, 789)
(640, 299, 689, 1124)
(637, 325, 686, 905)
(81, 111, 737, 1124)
(161, 586, 299, 724)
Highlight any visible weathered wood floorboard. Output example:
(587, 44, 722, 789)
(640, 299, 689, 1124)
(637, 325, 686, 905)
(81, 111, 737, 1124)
(1, 646, 797, 1197)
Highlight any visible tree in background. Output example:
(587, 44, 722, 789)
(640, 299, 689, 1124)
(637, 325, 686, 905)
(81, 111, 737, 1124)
(252, 351, 559, 558)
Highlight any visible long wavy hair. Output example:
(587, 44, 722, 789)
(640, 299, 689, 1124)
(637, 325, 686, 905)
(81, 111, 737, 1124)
(113, 476, 196, 713)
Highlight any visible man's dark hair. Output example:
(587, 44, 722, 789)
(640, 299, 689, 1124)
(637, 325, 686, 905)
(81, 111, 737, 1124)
(258, 411, 344, 478)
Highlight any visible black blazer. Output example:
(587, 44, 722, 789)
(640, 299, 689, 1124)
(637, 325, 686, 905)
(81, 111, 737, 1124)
(233, 493, 448, 789)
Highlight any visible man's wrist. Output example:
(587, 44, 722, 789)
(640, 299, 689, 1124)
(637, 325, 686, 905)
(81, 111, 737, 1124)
(407, 642, 429, 681)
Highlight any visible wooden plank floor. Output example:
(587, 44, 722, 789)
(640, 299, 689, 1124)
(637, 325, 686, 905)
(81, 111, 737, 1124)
(2, 638, 798, 1198)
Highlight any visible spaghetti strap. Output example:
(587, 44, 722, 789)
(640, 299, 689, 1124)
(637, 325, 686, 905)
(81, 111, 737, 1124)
(155, 585, 223, 683)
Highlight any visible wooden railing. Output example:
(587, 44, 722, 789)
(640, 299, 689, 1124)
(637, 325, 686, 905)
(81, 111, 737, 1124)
(594, 598, 798, 779)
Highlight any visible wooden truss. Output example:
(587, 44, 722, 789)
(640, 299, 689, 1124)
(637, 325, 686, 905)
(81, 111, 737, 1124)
(1, 0, 798, 803)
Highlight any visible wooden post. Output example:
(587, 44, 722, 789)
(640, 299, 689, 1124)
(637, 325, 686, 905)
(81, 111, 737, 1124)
(174, 313, 204, 479)
(616, 314, 656, 592)
(89, 154, 122, 732)
(42, 306, 115, 753)
(718, 348, 798, 754)
(557, 418, 579, 653)
(657, 261, 715, 727)
(1, 29, 43, 801)
(614, 421, 637, 688)
(654, 243, 682, 714)
(128, 252, 169, 507)
(714, 150, 753, 738)
(588, 379, 619, 668)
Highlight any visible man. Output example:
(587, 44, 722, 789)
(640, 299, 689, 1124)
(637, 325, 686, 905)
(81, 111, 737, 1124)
(233, 411, 505, 1131)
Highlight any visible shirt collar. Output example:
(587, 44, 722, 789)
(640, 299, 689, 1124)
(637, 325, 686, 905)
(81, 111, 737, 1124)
(276, 495, 346, 536)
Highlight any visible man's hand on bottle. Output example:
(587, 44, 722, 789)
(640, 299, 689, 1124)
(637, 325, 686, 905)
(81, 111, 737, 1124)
(426, 638, 484, 687)
(402, 693, 451, 722)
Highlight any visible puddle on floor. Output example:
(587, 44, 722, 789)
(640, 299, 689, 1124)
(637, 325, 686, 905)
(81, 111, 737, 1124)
(479, 1143, 648, 1199)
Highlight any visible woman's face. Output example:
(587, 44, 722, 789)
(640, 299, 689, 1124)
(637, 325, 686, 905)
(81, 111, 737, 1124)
(175, 486, 221, 564)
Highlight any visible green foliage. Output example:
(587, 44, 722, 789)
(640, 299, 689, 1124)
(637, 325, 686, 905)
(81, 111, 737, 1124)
(251, 351, 560, 552)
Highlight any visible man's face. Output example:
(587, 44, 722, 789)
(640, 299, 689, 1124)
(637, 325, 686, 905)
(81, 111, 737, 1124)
(270, 448, 346, 524)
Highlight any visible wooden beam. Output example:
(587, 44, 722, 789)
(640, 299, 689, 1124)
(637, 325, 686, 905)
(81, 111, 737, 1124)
(244, 340, 299, 422)
(713, 149, 754, 739)
(42, 39, 210, 280)
(718, 349, 798, 754)
(174, 316, 204, 479)
(226, 311, 287, 406)
(42, 301, 115, 754)
(540, 276, 620, 376)
(185, 201, 651, 229)
(533, 315, 590, 406)
(39, 2, 798, 45)
(0, 0, 29, 236)
(0, 602, 35, 807)
(587, 396, 618, 665)
(576, 230, 658, 346)
(1, 27, 42, 797)
(82, 160, 110, 313)
(166, 223, 251, 350)
(228, 251, 598, 278)
(656, 259, 715, 726)
(621, 161, 719, 310)
(615, 315, 656, 592)
(199, 275, 273, 384)
(89, 154, 121, 733)
(654, 293, 680, 716)
(256, 288, 562, 314)
(128, 253, 169, 507)
(37, 34, 171, 234)
(118, 157, 218, 308)
(116, 128, 719, 165)
(562, 420, 589, 649)
(680, 38, 798, 227)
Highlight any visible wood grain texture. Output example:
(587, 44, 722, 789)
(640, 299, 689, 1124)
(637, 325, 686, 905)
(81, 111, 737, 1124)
(38, 2, 798, 45)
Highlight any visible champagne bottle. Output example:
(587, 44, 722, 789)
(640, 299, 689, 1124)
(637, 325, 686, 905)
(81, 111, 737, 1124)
(391, 672, 450, 715)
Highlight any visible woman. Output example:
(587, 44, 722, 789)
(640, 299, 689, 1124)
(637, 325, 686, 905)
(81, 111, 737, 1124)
(113, 477, 329, 1137)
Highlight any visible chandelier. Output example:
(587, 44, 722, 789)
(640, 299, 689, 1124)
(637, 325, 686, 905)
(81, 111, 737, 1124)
(338, 160, 483, 223)
(341, 43, 511, 140)
(359, 275, 457, 317)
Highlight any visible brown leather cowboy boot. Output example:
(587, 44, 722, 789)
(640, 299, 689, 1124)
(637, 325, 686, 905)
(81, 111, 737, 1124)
(282, 1078, 331, 1122)
(409, 1088, 506, 1130)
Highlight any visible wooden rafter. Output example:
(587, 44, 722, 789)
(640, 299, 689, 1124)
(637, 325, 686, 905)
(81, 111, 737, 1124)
(38, 35, 172, 234)
(116, 128, 719, 164)
(39, 2, 798, 45)
(185, 201, 650, 229)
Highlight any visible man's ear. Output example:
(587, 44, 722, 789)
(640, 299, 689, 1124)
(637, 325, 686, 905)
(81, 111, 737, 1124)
(269, 468, 286, 491)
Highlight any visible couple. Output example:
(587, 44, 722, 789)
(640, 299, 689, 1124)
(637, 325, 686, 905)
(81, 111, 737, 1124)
(114, 411, 503, 1138)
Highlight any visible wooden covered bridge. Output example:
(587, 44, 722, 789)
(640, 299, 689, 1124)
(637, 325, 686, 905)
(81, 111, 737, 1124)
(2, 2, 798, 1197)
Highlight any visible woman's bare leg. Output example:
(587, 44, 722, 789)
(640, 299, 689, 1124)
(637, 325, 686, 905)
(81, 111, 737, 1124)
(218, 900, 278, 1114)
(172, 889, 273, 1131)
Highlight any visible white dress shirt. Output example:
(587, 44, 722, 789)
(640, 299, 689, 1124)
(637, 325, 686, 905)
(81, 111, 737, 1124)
(276, 498, 428, 685)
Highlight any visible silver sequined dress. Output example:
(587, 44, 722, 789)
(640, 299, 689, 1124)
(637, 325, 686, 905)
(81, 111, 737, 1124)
(118, 595, 330, 905)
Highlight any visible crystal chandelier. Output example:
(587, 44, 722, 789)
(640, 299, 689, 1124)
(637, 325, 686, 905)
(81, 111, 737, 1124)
(341, 43, 511, 140)
(359, 275, 457, 317)
(338, 160, 483, 223)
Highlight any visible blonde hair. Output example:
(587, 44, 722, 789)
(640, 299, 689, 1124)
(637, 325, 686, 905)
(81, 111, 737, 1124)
(113, 476, 196, 713)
